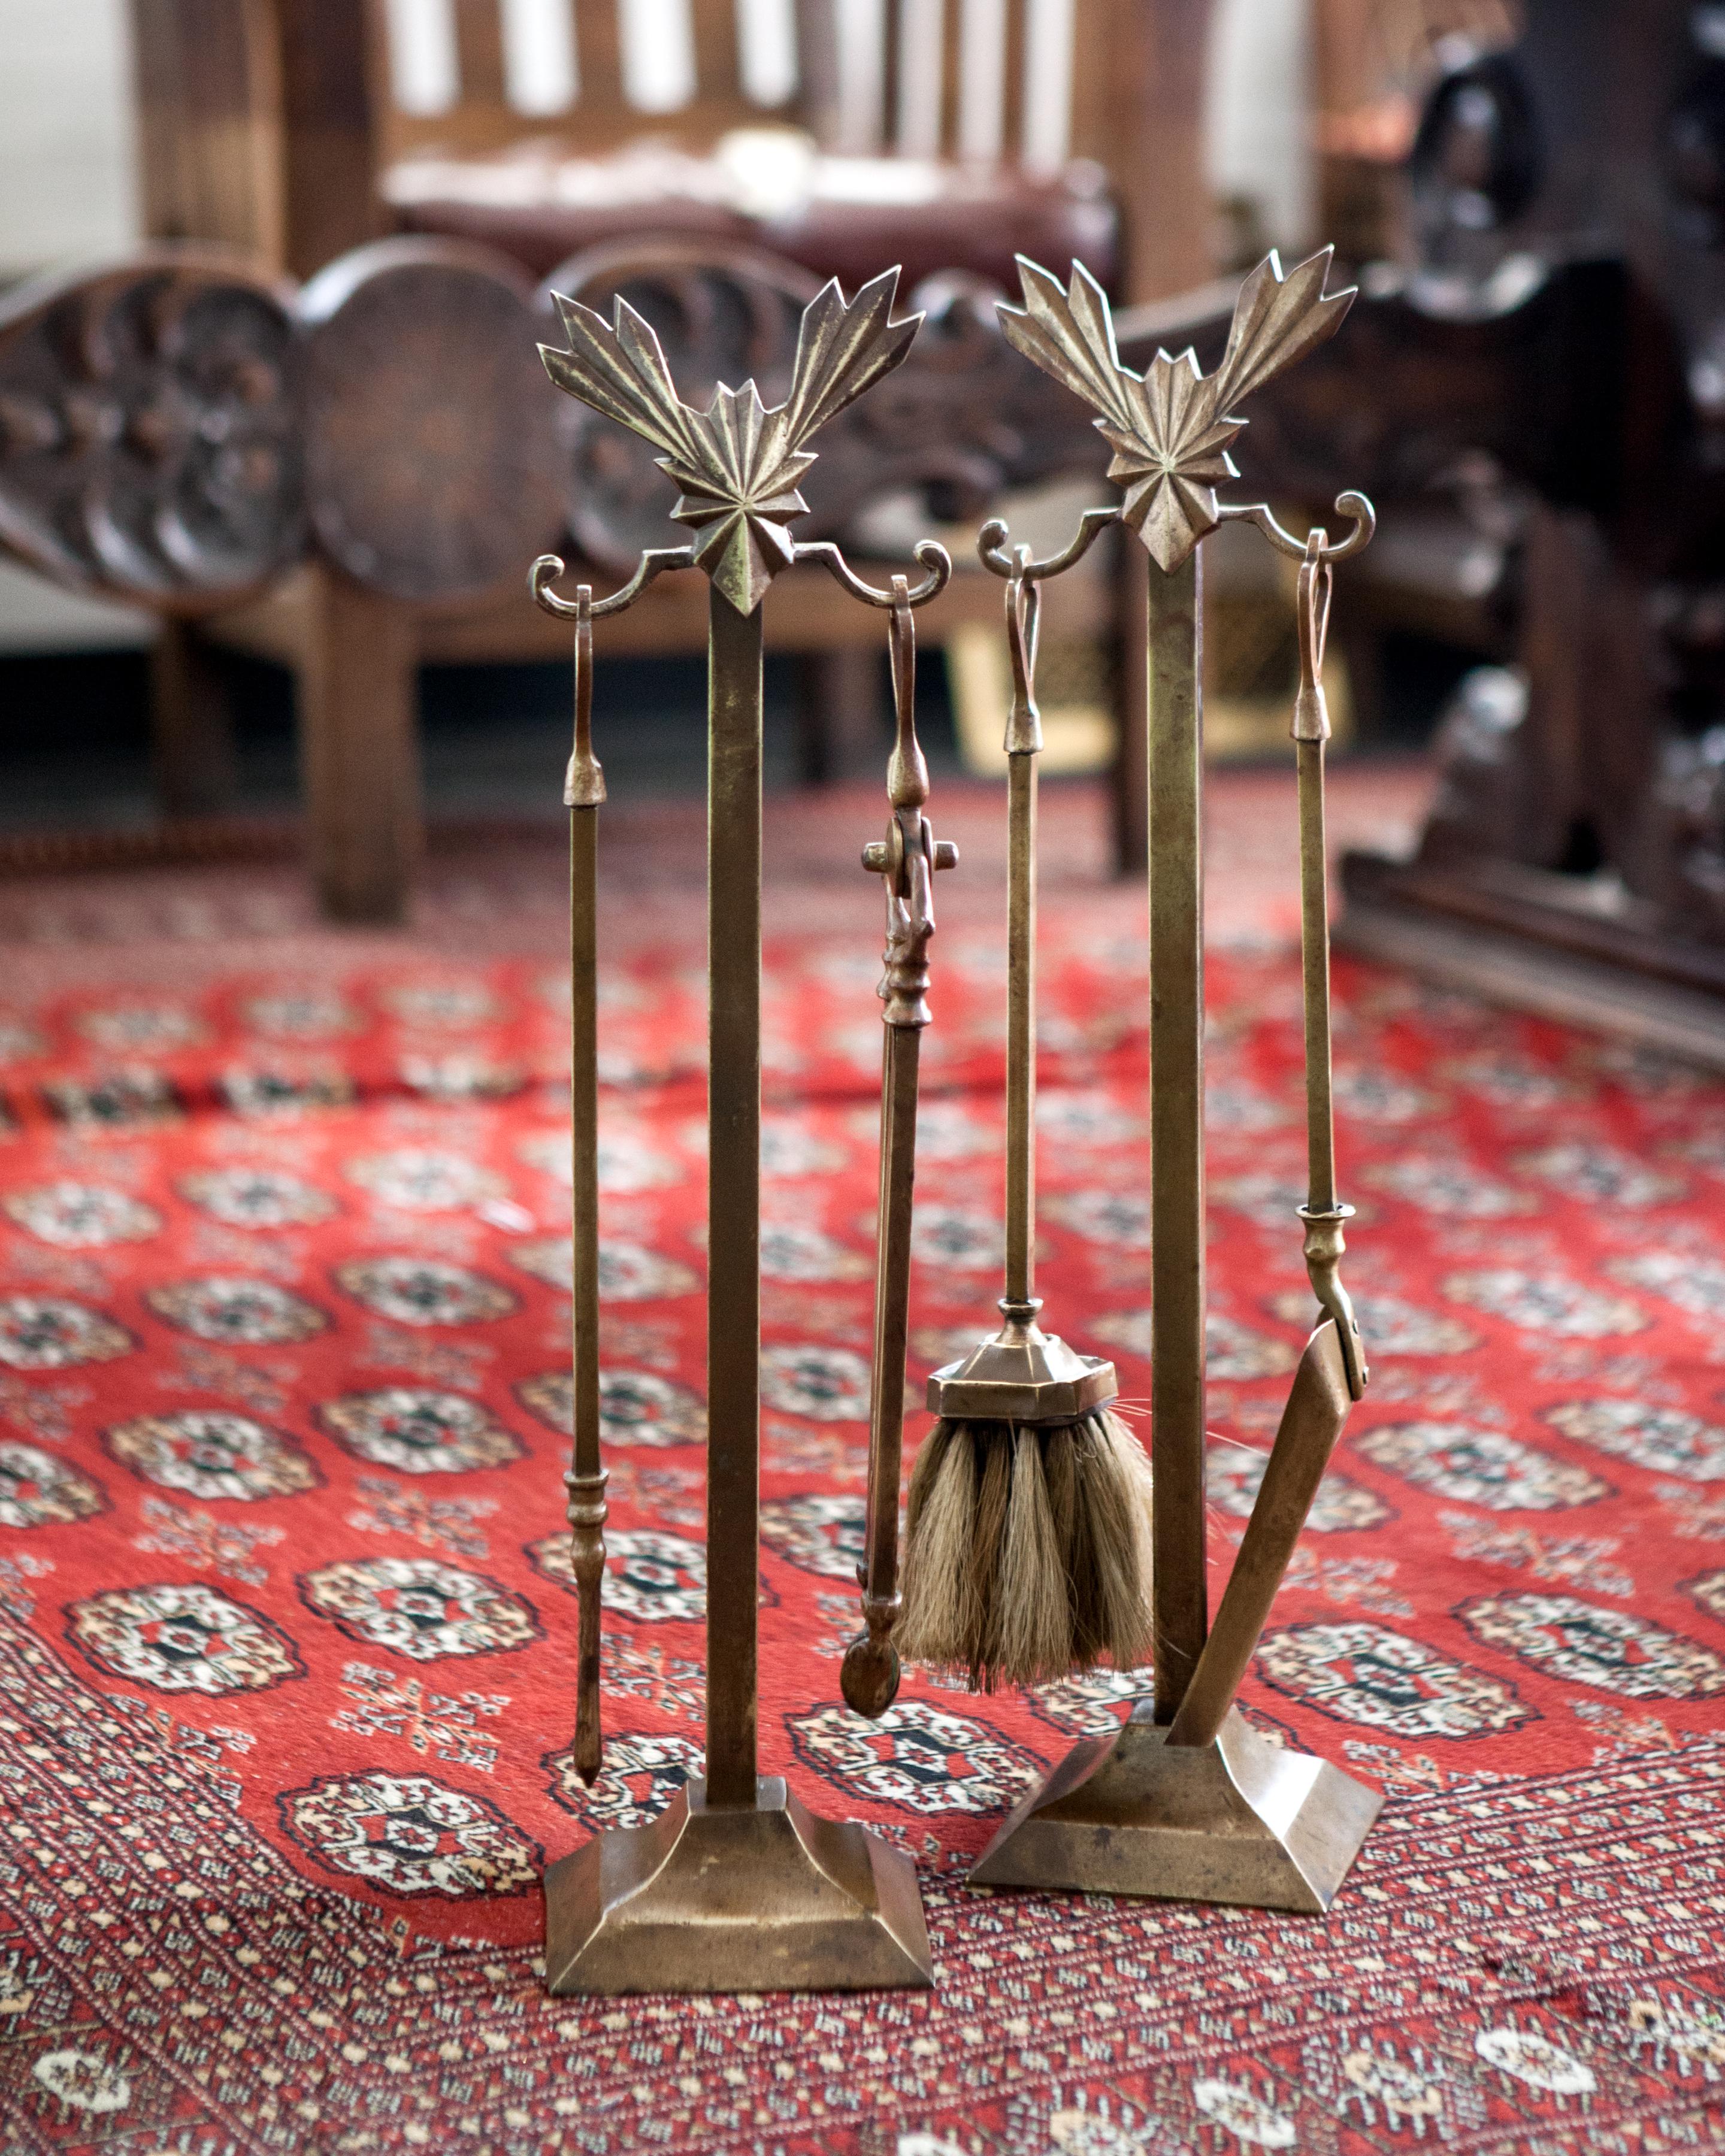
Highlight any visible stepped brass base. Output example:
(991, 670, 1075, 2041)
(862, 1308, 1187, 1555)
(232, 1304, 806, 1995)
(970, 1704, 1382, 1912)
(544, 1775, 934, 1994)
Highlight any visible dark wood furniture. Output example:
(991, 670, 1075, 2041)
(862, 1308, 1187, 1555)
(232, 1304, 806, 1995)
(0, 237, 1122, 914)
(1126, 0, 1725, 1062)
(1340, 0, 1725, 1061)
(119, 0, 1217, 920)
(131, 1, 1216, 311)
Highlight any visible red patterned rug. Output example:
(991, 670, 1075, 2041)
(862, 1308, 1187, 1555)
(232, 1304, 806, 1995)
(1, 771, 1724, 2153)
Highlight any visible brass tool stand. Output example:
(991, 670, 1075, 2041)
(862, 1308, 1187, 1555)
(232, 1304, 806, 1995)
(531, 272, 949, 1993)
(969, 250, 1383, 1913)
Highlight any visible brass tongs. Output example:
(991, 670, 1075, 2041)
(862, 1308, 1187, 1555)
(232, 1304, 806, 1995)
(842, 579, 957, 1716)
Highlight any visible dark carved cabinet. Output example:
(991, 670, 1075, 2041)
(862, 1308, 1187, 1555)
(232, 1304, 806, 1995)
(1239, 0, 1725, 1056)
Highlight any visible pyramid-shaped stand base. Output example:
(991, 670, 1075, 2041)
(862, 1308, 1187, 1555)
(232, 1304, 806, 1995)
(970, 1704, 1383, 1912)
(544, 1775, 933, 1994)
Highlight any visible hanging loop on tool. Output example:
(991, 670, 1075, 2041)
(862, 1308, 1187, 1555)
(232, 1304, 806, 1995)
(557, 582, 606, 808)
(864, 577, 957, 1030)
(886, 580, 926, 812)
(1291, 528, 1334, 747)
(1004, 546, 1044, 757)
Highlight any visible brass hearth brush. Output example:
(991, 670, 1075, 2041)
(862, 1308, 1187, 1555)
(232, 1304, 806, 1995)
(897, 550, 1154, 1691)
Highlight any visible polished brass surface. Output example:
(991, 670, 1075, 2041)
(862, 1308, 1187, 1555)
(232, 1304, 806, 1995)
(541, 271, 920, 615)
(537, 273, 949, 1990)
(998, 251, 1355, 571)
(545, 1776, 933, 1994)
(844, 584, 955, 1719)
(1166, 1319, 1353, 1751)
(567, 791, 606, 1782)
(1004, 569, 1040, 1311)
(1292, 534, 1367, 1403)
(706, 586, 764, 1807)
(538, 571, 608, 1786)
(966, 253, 1382, 1910)
(1215, 493, 1375, 565)
(969, 1704, 1382, 1913)
(926, 546, 1118, 1431)
(926, 1325, 1119, 1424)
(532, 543, 696, 623)
(1148, 547, 1208, 1723)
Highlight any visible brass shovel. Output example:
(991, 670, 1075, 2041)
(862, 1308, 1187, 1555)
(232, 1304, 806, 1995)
(1168, 528, 1366, 1752)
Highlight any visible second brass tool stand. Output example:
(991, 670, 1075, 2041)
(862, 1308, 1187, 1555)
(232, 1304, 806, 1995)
(532, 271, 950, 1992)
(970, 249, 1382, 1913)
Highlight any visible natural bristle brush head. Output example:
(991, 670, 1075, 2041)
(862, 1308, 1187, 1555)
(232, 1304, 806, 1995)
(897, 1395, 1154, 1691)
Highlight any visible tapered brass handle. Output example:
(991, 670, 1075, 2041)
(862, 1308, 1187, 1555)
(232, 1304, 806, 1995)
(844, 582, 955, 1718)
(540, 564, 612, 1785)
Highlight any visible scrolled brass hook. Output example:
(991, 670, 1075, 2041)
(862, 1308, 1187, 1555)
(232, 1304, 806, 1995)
(793, 538, 951, 609)
(531, 546, 695, 621)
(1216, 489, 1376, 564)
(1291, 528, 1335, 746)
(978, 505, 1120, 583)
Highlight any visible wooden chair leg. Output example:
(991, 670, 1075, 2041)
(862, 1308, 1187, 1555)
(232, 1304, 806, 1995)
(150, 620, 239, 816)
(795, 648, 885, 783)
(299, 568, 421, 923)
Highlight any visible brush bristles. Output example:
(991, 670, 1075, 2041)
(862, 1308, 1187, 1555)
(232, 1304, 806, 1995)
(898, 1409, 1154, 1689)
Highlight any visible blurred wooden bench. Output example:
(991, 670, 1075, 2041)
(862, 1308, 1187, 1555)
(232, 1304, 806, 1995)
(125, 0, 1216, 919)
(132, 0, 1213, 300)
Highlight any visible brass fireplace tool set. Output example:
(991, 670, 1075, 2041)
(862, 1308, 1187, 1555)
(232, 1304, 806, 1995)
(531, 246, 1379, 1997)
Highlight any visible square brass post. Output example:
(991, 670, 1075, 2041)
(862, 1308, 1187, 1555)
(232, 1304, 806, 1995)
(704, 588, 763, 1809)
(1146, 549, 1209, 1724)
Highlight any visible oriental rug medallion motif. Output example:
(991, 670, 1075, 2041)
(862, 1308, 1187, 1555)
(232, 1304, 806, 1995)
(0, 795, 1722, 2149)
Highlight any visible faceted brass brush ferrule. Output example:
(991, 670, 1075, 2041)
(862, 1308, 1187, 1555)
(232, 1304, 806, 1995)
(927, 1305, 1117, 1425)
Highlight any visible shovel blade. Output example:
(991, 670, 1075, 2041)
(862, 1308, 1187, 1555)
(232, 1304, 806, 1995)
(1166, 1318, 1355, 1748)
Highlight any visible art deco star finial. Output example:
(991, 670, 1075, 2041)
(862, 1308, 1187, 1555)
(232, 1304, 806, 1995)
(998, 249, 1357, 571)
(540, 270, 921, 616)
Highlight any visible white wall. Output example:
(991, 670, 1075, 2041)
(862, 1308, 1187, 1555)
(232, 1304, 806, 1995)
(0, 0, 148, 649)
(1208, 0, 1316, 253)
(0, 0, 137, 273)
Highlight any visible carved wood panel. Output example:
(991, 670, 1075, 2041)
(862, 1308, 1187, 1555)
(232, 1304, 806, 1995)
(301, 238, 567, 602)
(0, 255, 302, 610)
